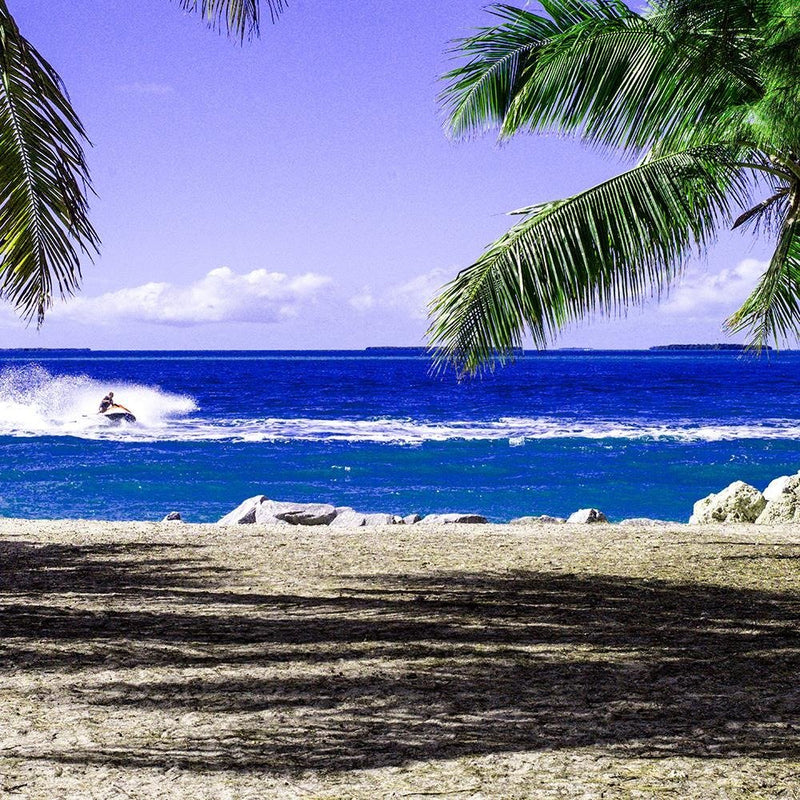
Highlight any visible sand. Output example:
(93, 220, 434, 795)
(1, 518, 798, 799)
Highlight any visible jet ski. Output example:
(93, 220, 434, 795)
(102, 404, 136, 424)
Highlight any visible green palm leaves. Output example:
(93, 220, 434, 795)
(0, 2, 98, 323)
(430, 0, 800, 374)
(176, 0, 287, 41)
(0, 1, 285, 324)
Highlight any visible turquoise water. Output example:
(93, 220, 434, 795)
(0, 350, 798, 522)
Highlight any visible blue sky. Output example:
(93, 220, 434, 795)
(1, 0, 773, 349)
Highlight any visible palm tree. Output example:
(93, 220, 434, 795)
(429, 0, 800, 375)
(0, 0, 285, 324)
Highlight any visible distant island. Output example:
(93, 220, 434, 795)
(364, 347, 428, 352)
(364, 346, 526, 355)
(0, 347, 91, 352)
(649, 344, 772, 351)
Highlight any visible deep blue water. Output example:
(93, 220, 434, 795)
(0, 349, 799, 522)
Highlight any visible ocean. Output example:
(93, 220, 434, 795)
(0, 349, 798, 523)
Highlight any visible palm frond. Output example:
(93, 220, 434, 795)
(175, 0, 287, 41)
(0, 1, 98, 324)
(440, 5, 560, 138)
(429, 147, 754, 375)
(725, 189, 800, 346)
(442, 0, 761, 154)
(513, 12, 759, 152)
(731, 188, 788, 230)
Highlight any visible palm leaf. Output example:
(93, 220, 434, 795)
(725, 190, 800, 347)
(442, 0, 761, 154)
(440, 5, 561, 138)
(730, 188, 788, 231)
(429, 147, 754, 375)
(0, 1, 98, 324)
(175, 0, 287, 41)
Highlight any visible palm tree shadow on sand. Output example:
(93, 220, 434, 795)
(1, 537, 798, 774)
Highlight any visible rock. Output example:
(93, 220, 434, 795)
(763, 475, 794, 502)
(618, 518, 671, 527)
(363, 513, 395, 526)
(218, 495, 267, 525)
(756, 475, 800, 524)
(392, 515, 405, 524)
(279, 503, 337, 526)
(329, 509, 367, 528)
(689, 481, 766, 524)
(403, 514, 422, 525)
(162, 511, 183, 522)
(419, 513, 488, 524)
(509, 515, 566, 525)
(256, 500, 337, 526)
(567, 508, 608, 524)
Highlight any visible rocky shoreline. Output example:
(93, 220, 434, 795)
(164, 470, 798, 529)
(209, 495, 627, 528)
(690, 472, 800, 524)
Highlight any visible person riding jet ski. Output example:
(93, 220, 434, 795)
(97, 391, 136, 423)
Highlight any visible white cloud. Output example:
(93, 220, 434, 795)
(349, 287, 375, 311)
(659, 259, 766, 316)
(116, 82, 174, 96)
(348, 268, 452, 320)
(388, 268, 451, 319)
(52, 267, 331, 326)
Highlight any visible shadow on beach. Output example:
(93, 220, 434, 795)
(1, 534, 799, 775)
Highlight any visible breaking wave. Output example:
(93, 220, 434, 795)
(152, 416, 800, 444)
(1, 365, 799, 443)
(0, 365, 196, 439)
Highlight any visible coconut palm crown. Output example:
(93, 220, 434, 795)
(429, 0, 800, 374)
(0, 0, 285, 324)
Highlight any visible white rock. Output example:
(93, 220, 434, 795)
(392, 515, 405, 524)
(329, 510, 367, 528)
(756, 475, 800, 524)
(403, 514, 422, 525)
(218, 495, 267, 525)
(509, 515, 566, 525)
(763, 475, 793, 502)
(255, 500, 337, 526)
(420, 513, 487, 524)
(162, 511, 184, 523)
(689, 481, 766, 524)
(363, 513, 395, 526)
(567, 508, 608, 524)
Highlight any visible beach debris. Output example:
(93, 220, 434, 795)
(419, 513, 488, 524)
(161, 511, 183, 523)
(509, 515, 566, 525)
(567, 508, 608, 524)
(756, 475, 800, 524)
(689, 481, 766, 524)
(218, 495, 267, 525)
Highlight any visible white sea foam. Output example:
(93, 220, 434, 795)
(0, 365, 196, 439)
(0, 365, 798, 443)
(176, 416, 800, 444)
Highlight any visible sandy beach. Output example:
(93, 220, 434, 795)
(1, 518, 798, 799)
